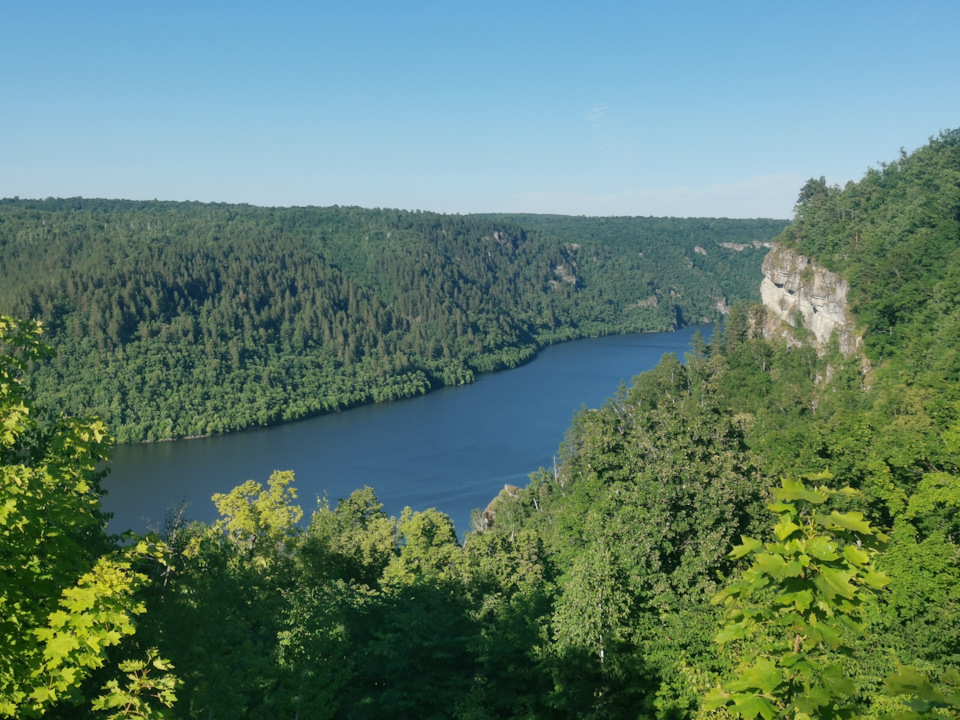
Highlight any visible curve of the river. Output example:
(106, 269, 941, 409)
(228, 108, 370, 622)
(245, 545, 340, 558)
(104, 325, 708, 536)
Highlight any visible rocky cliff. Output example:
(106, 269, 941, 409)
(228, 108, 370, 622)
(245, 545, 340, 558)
(759, 245, 861, 356)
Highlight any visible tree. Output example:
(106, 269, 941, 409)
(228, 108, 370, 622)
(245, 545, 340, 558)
(706, 475, 890, 720)
(211, 469, 303, 564)
(0, 316, 176, 718)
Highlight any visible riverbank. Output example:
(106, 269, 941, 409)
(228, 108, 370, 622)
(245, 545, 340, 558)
(104, 326, 708, 535)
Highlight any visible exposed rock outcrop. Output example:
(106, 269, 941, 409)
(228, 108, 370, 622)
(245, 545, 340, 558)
(759, 245, 861, 356)
(720, 240, 775, 252)
(626, 294, 660, 310)
(552, 262, 578, 286)
(475, 484, 521, 531)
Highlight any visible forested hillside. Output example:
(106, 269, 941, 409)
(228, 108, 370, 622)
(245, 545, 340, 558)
(2, 130, 959, 719)
(0, 200, 784, 441)
(490, 214, 780, 325)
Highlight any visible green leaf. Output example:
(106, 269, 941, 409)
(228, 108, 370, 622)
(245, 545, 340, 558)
(43, 633, 80, 663)
(716, 620, 753, 644)
(743, 658, 783, 695)
(814, 566, 856, 600)
(861, 571, 891, 589)
(29, 685, 56, 704)
(731, 693, 778, 720)
(842, 545, 870, 566)
(802, 685, 834, 709)
(807, 535, 839, 561)
(768, 501, 797, 515)
(817, 621, 843, 650)
(729, 536, 763, 559)
(703, 686, 729, 711)
(753, 553, 788, 575)
(774, 477, 829, 505)
(823, 510, 874, 535)
(821, 663, 856, 697)
(48, 610, 70, 629)
(774, 519, 802, 541)
(776, 589, 814, 612)
(755, 553, 803, 579)
(711, 587, 733, 606)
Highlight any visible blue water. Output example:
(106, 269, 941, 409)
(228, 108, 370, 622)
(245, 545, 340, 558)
(104, 326, 707, 536)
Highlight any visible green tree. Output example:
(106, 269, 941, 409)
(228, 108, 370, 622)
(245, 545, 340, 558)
(706, 475, 890, 720)
(211, 469, 303, 564)
(0, 316, 176, 718)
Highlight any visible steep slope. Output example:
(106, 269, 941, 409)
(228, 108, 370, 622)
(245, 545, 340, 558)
(759, 245, 861, 355)
(490, 214, 787, 328)
(476, 129, 960, 715)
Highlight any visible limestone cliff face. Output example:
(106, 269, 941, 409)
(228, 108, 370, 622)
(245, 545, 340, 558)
(759, 245, 861, 356)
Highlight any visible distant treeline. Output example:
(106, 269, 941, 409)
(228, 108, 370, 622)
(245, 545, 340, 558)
(0, 198, 785, 441)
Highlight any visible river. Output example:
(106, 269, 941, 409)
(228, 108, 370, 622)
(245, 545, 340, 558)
(104, 325, 708, 536)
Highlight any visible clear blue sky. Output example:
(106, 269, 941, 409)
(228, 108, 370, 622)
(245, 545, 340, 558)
(3, 1, 957, 219)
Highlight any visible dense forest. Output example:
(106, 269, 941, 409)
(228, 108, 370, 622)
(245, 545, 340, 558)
(488, 214, 776, 326)
(0, 201, 783, 441)
(2, 129, 960, 719)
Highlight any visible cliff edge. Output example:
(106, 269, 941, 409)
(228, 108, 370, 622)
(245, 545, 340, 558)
(759, 245, 861, 356)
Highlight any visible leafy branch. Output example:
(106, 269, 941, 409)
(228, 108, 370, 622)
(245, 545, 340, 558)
(705, 473, 890, 720)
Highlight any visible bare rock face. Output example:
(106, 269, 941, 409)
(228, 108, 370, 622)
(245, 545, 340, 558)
(759, 245, 861, 356)
(720, 240, 775, 252)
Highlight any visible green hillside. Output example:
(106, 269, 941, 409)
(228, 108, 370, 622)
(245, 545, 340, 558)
(477, 130, 960, 716)
(490, 213, 782, 326)
(0, 200, 784, 441)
